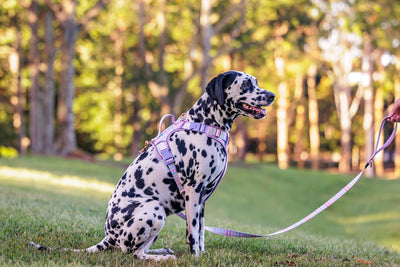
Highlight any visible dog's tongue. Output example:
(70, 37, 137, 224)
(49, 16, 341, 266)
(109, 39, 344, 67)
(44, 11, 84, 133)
(251, 105, 266, 117)
(242, 103, 266, 117)
(258, 107, 267, 116)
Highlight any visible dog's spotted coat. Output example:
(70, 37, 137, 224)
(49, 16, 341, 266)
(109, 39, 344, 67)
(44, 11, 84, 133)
(31, 71, 275, 260)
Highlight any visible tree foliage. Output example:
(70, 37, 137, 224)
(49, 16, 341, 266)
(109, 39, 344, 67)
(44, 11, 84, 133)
(1, 0, 399, 175)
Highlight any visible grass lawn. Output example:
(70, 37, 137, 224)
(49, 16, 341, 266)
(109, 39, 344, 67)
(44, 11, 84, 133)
(1, 155, 400, 266)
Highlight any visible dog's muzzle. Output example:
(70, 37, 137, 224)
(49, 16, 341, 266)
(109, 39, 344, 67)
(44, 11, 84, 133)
(237, 91, 275, 119)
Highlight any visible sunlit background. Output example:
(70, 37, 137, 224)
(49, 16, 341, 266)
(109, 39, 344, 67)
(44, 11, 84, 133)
(0, 0, 399, 178)
(1, 0, 400, 263)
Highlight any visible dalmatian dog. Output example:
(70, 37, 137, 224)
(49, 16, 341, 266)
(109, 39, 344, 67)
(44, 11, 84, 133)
(30, 70, 275, 260)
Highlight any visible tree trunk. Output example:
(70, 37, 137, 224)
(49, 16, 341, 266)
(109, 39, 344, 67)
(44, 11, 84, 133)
(173, 34, 197, 114)
(43, 10, 55, 155)
(234, 117, 247, 162)
(111, 28, 124, 158)
(293, 102, 305, 168)
(292, 72, 305, 168)
(362, 33, 375, 177)
(9, 29, 27, 155)
(327, 29, 364, 173)
(335, 83, 352, 173)
(307, 64, 319, 170)
(257, 118, 269, 162)
(130, 83, 142, 156)
(275, 54, 289, 169)
(137, 0, 171, 116)
(55, 0, 78, 155)
(363, 85, 375, 176)
(152, 0, 170, 115)
(200, 0, 213, 90)
(339, 117, 352, 173)
(28, 0, 43, 154)
(276, 65, 289, 170)
(47, 0, 109, 155)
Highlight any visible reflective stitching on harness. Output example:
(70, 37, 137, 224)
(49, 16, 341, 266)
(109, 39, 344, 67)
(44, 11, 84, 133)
(147, 114, 230, 198)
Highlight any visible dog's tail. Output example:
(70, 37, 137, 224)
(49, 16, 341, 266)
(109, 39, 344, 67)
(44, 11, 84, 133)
(29, 237, 112, 253)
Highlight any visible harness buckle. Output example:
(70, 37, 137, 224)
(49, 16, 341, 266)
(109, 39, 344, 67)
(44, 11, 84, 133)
(161, 149, 175, 165)
(190, 122, 201, 132)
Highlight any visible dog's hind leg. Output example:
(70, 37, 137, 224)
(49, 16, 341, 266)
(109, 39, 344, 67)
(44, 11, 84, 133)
(119, 200, 175, 261)
(85, 237, 114, 253)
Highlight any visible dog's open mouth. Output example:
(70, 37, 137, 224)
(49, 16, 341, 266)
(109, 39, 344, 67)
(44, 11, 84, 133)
(237, 103, 267, 119)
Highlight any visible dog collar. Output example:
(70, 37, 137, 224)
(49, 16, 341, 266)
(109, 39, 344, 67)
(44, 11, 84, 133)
(145, 114, 229, 198)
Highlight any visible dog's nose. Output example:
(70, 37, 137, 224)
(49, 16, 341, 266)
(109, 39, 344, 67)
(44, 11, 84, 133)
(267, 93, 275, 103)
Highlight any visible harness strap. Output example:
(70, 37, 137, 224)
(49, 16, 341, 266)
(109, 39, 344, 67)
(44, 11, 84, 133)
(149, 114, 230, 197)
(178, 117, 398, 238)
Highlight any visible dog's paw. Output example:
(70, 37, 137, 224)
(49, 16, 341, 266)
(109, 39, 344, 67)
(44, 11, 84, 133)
(137, 253, 177, 261)
(147, 248, 175, 255)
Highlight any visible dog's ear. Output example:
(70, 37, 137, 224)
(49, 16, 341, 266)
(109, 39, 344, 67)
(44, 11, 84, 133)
(206, 74, 225, 106)
(206, 71, 239, 106)
(221, 71, 240, 89)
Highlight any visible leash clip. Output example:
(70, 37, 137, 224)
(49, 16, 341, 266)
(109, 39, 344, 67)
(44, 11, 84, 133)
(138, 140, 152, 154)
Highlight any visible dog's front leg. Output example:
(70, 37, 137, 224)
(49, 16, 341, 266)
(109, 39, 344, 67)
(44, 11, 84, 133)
(198, 203, 206, 253)
(184, 187, 203, 256)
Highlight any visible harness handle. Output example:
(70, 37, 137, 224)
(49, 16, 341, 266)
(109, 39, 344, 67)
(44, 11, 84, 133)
(367, 116, 398, 168)
(156, 114, 176, 138)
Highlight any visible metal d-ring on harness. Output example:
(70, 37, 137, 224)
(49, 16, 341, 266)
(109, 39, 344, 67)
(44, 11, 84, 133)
(146, 113, 230, 199)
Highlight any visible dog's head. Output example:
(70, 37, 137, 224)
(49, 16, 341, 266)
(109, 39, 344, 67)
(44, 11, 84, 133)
(206, 71, 275, 119)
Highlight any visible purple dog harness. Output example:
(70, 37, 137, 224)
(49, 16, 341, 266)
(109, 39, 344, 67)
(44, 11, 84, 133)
(148, 114, 230, 198)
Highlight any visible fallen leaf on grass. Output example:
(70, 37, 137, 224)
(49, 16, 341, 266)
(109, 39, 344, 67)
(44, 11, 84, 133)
(286, 260, 296, 266)
(288, 253, 297, 258)
(274, 260, 296, 266)
(358, 259, 372, 265)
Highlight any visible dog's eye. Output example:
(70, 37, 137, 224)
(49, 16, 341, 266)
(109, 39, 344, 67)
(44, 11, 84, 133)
(242, 80, 252, 91)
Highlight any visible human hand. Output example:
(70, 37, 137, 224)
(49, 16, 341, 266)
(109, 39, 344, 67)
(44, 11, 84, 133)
(388, 98, 400, 123)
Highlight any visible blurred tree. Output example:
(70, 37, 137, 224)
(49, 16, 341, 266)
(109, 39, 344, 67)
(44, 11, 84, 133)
(1, 0, 400, 177)
(352, 0, 399, 176)
(45, 0, 109, 155)
(26, 0, 42, 154)
(293, 72, 306, 168)
(43, 10, 55, 155)
(361, 32, 375, 177)
(274, 25, 289, 169)
(8, 12, 26, 154)
(306, 20, 321, 170)
(318, 1, 363, 173)
(200, 0, 246, 86)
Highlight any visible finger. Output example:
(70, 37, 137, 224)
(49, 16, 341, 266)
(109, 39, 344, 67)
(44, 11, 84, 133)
(390, 115, 400, 123)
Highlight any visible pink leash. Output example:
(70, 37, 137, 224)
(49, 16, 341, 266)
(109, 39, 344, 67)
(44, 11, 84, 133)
(177, 117, 398, 238)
